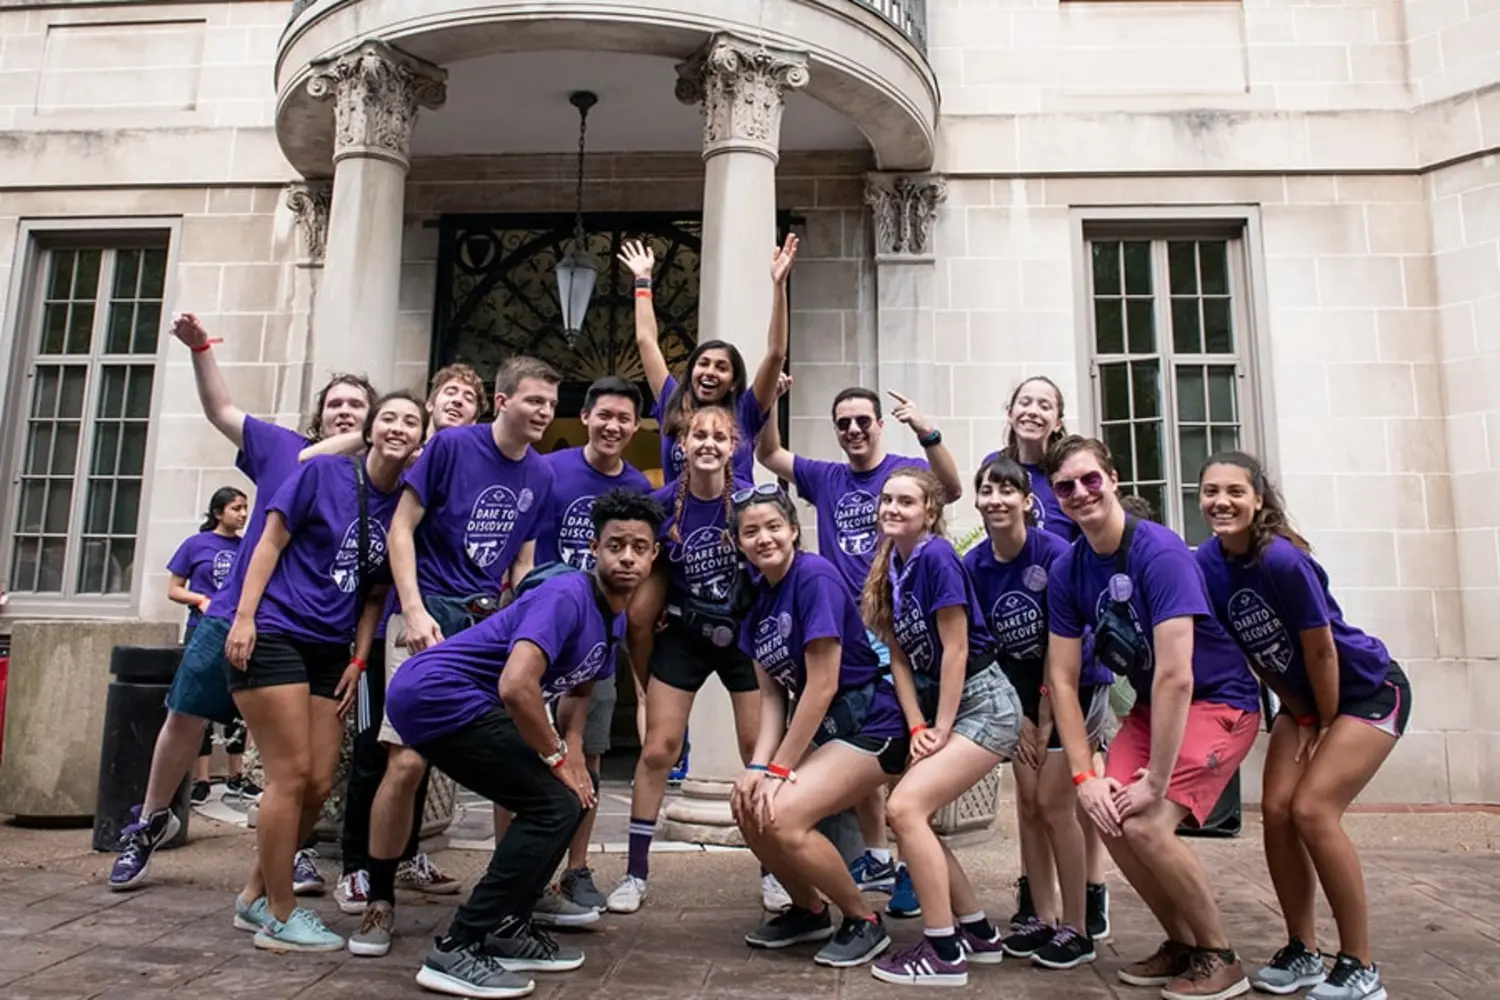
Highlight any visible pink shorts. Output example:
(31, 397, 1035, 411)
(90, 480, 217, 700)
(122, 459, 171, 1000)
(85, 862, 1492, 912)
(1105, 701, 1260, 827)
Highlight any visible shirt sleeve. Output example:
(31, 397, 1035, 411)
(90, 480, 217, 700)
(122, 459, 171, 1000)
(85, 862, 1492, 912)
(1047, 554, 1085, 640)
(653, 375, 678, 423)
(791, 456, 833, 505)
(522, 460, 555, 543)
(797, 565, 843, 646)
(512, 584, 585, 667)
(919, 545, 970, 614)
(1263, 543, 1334, 632)
(1136, 530, 1212, 628)
(401, 431, 452, 510)
(166, 537, 197, 576)
(236, 414, 303, 483)
(740, 388, 771, 434)
(266, 459, 324, 535)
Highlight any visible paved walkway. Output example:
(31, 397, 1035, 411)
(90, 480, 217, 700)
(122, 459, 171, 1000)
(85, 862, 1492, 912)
(1, 809, 1496, 999)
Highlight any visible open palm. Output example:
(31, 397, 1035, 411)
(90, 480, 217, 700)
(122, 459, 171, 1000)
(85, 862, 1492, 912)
(770, 233, 799, 285)
(618, 239, 655, 279)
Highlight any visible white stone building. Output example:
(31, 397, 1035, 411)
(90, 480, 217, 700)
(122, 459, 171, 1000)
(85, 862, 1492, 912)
(0, 0, 1495, 805)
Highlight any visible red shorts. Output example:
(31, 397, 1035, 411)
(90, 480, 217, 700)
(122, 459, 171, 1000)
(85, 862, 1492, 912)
(1105, 701, 1260, 826)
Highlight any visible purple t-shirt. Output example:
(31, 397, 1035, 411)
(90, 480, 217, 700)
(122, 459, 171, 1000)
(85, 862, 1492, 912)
(792, 452, 930, 597)
(981, 451, 1077, 543)
(253, 455, 400, 644)
(889, 535, 994, 678)
(535, 447, 652, 570)
(403, 423, 554, 599)
(386, 570, 624, 745)
(653, 374, 768, 484)
(650, 482, 744, 602)
(209, 416, 311, 623)
(964, 528, 1114, 693)
(1048, 518, 1259, 712)
(166, 531, 242, 627)
(1196, 536, 1389, 706)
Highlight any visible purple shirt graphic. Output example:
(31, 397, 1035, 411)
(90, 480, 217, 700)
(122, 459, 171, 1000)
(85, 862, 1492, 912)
(253, 455, 400, 644)
(535, 447, 652, 571)
(889, 535, 994, 678)
(650, 483, 744, 603)
(386, 570, 624, 746)
(167, 531, 242, 627)
(653, 374, 768, 485)
(1048, 518, 1259, 713)
(1196, 535, 1389, 706)
(740, 552, 904, 740)
(982, 451, 1078, 543)
(403, 423, 554, 599)
(209, 416, 311, 624)
(793, 452, 930, 597)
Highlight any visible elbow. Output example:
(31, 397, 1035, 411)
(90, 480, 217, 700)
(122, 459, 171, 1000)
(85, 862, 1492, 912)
(1154, 666, 1194, 700)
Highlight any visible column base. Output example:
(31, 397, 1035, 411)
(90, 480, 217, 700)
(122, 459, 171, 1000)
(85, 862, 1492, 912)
(658, 778, 745, 847)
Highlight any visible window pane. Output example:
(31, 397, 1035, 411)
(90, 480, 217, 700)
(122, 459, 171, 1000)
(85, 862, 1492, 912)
(44, 481, 72, 533)
(1094, 299, 1124, 354)
(59, 366, 88, 418)
(1100, 363, 1131, 420)
(1199, 241, 1229, 295)
(112, 481, 141, 534)
(1135, 483, 1165, 525)
(11, 538, 40, 591)
(1171, 298, 1202, 354)
(1103, 423, 1134, 481)
(92, 423, 121, 475)
(77, 538, 107, 594)
(125, 367, 154, 418)
(132, 302, 161, 355)
(98, 367, 126, 419)
(38, 538, 67, 592)
(32, 368, 59, 417)
(24, 424, 53, 476)
(1135, 421, 1164, 481)
(1168, 242, 1198, 295)
(47, 251, 76, 300)
(106, 303, 135, 354)
(1126, 299, 1155, 353)
(1211, 425, 1241, 454)
(41, 304, 68, 354)
(1123, 241, 1152, 295)
(1203, 298, 1233, 353)
(1092, 241, 1121, 295)
(84, 479, 114, 534)
(18, 481, 47, 533)
(106, 538, 136, 593)
(119, 424, 148, 476)
(1179, 425, 1209, 480)
(1208, 366, 1238, 421)
(66, 302, 95, 354)
(1182, 492, 1210, 547)
(113, 249, 141, 300)
(74, 249, 101, 299)
(51, 422, 80, 475)
(1131, 359, 1161, 419)
(1177, 367, 1207, 422)
(140, 248, 167, 298)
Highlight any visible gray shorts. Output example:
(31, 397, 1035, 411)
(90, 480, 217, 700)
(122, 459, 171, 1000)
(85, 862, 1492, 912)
(951, 664, 1023, 760)
(584, 673, 617, 758)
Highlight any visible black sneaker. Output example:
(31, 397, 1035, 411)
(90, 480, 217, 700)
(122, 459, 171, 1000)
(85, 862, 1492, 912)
(1001, 916, 1055, 958)
(1008, 876, 1035, 927)
(484, 923, 584, 972)
(1086, 882, 1110, 941)
(190, 780, 211, 805)
(417, 938, 534, 998)
(812, 915, 890, 968)
(744, 905, 834, 949)
(1031, 925, 1097, 970)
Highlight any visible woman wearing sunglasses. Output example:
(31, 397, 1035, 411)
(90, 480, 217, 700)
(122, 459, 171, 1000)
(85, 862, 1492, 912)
(607, 406, 768, 915)
(1042, 436, 1260, 1000)
(730, 485, 906, 968)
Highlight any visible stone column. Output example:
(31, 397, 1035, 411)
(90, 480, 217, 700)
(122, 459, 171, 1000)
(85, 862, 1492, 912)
(659, 35, 807, 845)
(307, 40, 445, 392)
(284, 179, 331, 416)
(865, 173, 947, 403)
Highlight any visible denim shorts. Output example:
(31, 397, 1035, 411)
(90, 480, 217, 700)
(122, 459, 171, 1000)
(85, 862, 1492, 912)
(951, 664, 1023, 760)
(164, 615, 238, 725)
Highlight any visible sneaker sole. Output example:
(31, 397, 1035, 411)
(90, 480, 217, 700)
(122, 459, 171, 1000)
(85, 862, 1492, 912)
(1001, 942, 1046, 959)
(744, 926, 835, 949)
(347, 937, 393, 958)
(252, 931, 345, 953)
(1119, 971, 1177, 987)
(1162, 977, 1251, 1000)
(401, 882, 464, 896)
(1090, 921, 1111, 942)
(232, 915, 263, 933)
(1250, 974, 1326, 995)
(293, 882, 327, 897)
(855, 878, 897, 892)
(1031, 949, 1098, 971)
(605, 898, 643, 915)
(886, 907, 923, 919)
(532, 910, 601, 928)
(337, 898, 370, 915)
(491, 955, 585, 973)
(961, 948, 1006, 966)
(869, 966, 968, 987)
(416, 965, 534, 999)
(813, 934, 891, 968)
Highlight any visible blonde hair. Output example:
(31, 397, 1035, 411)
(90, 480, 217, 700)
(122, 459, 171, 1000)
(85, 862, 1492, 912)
(861, 466, 949, 643)
(669, 406, 740, 545)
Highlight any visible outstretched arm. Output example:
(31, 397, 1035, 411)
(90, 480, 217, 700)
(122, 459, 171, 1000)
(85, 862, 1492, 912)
(750, 234, 798, 414)
(887, 390, 963, 503)
(619, 240, 670, 399)
(172, 313, 247, 448)
(753, 374, 796, 482)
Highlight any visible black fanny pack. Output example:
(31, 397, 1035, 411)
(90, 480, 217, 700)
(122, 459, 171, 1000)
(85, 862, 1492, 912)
(426, 592, 499, 636)
(812, 681, 876, 746)
(1092, 515, 1145, 676)
(668, 565, 755, 649)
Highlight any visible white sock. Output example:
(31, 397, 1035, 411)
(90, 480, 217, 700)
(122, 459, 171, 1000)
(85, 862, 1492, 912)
(868, 848, 892, 864)
(924, 926, 956, 938)
(957, 910, 986, 925)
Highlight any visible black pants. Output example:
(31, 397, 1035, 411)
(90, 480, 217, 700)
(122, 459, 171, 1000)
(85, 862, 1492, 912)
(340, 638, 428, 874)
(417, 706, 585, 946)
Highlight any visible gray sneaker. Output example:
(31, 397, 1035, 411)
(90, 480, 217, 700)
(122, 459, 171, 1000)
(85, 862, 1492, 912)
(416, 939, 535, 999)
(744, 905, 835, 949)
(1253, 938, 1326, 994)
(347, 901, 394, 958)
(813, 915, 891, 968)
(559, 866, 606, 911)
(1308, 954, 1386, 1000)
(531, 888, 600, 927)
(484, 923, 585, 972)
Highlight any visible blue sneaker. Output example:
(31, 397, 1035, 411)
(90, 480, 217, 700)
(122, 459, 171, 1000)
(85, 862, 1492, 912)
(233, 894, 271, 933)
(848, 851, 896, 892)
(253, 906, 345, 952)
(885, 863, 921, 918)
(108, 805, 180, 892)
(668, 744, 689, 785)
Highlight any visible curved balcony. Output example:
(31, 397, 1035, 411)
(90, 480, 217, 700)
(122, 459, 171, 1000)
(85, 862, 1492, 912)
(273, 0, 938, 176)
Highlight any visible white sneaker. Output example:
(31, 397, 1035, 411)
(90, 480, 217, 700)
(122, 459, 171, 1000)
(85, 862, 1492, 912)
(606, 875, 647, 914)
(761, 873, 792, 913)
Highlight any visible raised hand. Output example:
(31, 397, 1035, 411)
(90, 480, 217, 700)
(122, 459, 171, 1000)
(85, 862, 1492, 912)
(171, 313, 210, 350)
(774, 372, 793, 402)
(618, 239, 656, 281)
(770, 233, 799, 285)
(887, 390, 935, 439)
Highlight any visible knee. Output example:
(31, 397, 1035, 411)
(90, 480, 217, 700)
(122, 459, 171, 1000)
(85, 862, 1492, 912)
(1038, 787, 1079, 832)
(885, 791, 927, 836)
(1290, 789, 1337, 836)
(385, 748, 427, 791)
(275, 758, 314, 798)
(1120, 813, 1169, 853)
(639, 734, 682, 773)
(1261, 790, 1295, 831)
(306, 771, 335, 805)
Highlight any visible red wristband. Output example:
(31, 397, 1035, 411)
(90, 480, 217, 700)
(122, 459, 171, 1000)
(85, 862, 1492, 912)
(190, 342, 212, 353)
(1072, 769, 1097, 786)
(910, 723, 928, 736)
(1038, 684, 1050, 697)
(350, 656, 367, 672)
(634, 289, 653, 298)
(766, 763, 792, 779)
(1296, 714, 1317, 728)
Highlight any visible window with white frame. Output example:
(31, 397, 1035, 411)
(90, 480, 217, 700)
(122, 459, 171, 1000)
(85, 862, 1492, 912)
(1085, 232, 1258, 546)
(8, 241, 167, 598)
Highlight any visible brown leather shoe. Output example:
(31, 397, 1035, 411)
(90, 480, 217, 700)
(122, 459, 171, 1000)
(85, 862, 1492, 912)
(1118, 939, 1194, 986)
(1162, 948, 1250, 1000)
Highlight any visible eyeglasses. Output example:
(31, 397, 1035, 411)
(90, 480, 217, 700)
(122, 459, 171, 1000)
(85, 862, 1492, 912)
(1052, 471, 1105, 499)
(835, 415, 874, 434)
(732, 483, 784, 508)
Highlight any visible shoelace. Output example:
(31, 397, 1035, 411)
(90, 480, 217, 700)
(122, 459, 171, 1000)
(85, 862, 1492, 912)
(287, 908, 327, 936)
(1323, 956, 1367, 986)
(1184, 949, 1222, 981)
(833, 917, 868, 944)
(525, 923, 560, 957)
(1269, 940, 1310, 969)
(1050, 926, 1079, 948)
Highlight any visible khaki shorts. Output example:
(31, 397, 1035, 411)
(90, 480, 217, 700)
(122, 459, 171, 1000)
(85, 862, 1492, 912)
(377, 613, 416, 747)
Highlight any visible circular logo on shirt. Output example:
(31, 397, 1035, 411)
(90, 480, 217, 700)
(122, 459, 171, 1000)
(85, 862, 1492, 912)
(777, 611, 793, 639)
(211, 549, 236, 590)
(892, 599, 936, 673)
(675, 526, 739, 601)
(332, 520, 389, 593)
(1023, 565, 1049, 593)
(465, 485, 522, 569)
(517, 488, 534, 513)
(547, 640, 610, 702)
(989, 591, 1046, 660)
(833, 490, 880, 556)
(1108, 573, 1134, 603)
(1227, 588, 1293, 674)
(557, 495, 599, 571)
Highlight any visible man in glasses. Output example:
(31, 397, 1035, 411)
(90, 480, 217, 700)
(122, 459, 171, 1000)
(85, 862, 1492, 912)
(754, 385, 962, 895)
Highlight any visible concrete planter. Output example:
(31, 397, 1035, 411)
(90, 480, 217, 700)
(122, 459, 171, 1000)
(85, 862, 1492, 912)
(932, 763, 1004, 843)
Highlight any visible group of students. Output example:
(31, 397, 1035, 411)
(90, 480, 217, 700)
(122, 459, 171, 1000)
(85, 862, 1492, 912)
(106, 235, 1402, 1000)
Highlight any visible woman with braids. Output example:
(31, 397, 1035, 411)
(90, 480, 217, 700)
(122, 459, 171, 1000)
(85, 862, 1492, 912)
(168, 487, 254, 804)
(1197, 452, 1405, 1000)
(862, 467, 1024, 988)
(730, 485, 905, 969)
(606, 406, 766, 914)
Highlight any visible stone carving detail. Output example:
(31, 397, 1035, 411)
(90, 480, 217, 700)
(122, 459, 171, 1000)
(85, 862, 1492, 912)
(286, 179, 332, 264)
(307, 40, 446, 167)
(675, 34, 809, 158)
(864, 173, 948, 257)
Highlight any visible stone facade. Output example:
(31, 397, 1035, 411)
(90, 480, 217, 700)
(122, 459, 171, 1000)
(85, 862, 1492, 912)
(0, 0, 1497, 802)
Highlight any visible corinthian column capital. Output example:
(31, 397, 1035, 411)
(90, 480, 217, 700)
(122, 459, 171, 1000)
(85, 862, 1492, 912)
(675, 34, 809, 162)
(864, 172, 948, 258)
(285, 178, 332, 264)
(307, 40, 446, 168)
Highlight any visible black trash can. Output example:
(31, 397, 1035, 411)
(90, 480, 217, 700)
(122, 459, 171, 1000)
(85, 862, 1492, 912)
(92, 646, 193, 852)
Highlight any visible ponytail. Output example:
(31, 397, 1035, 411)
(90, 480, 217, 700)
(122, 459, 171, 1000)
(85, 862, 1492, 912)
(861, 536, 898, 644)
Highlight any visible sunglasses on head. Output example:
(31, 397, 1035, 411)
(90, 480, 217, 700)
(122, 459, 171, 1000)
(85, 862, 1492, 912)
(732, 483, 784, 508)
(835, 415, 874, 434)
(1053, 471, 1105, 499)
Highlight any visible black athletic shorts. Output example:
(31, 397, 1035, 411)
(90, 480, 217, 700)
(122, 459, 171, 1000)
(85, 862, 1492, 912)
(649, 620, 758, 694)
(1338, 661, 1412, 738)
(832, 734, 911, 777)
(228, 633, 349, 701)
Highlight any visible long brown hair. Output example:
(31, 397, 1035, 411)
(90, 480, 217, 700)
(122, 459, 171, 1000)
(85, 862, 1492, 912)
(861, 466, 949, 643)
(1001, 376, 1067, 461)
(669, 406, 740, 545)
(1198, 451, 1311, 558)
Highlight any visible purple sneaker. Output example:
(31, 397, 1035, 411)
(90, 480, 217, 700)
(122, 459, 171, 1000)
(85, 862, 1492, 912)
(870, 937, 968, 987)
(108, 805, 181, 892)
(959, 926, 1006, 965)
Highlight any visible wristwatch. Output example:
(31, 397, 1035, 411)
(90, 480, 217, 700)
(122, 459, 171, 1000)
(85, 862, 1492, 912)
(542, 746, 567, 768)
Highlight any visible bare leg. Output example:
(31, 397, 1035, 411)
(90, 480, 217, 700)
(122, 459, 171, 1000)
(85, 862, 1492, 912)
(567, 755, 602, 869)
(855, 787, 889, 852)
(1261, 715, 1317, 947)
(1098, 824, 1194, 943)
(1012, 760, 1056, 922)
(232, 685, 313, 921)
(629, 679, 695, 830)
(371, 746, 429, 861)
(1118, 798, 1231, 949)
(142, 711, 210, 813)
(1037, 751, 1087, 931)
